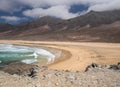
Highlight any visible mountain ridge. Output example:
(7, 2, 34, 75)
(0, 10, 120, 42)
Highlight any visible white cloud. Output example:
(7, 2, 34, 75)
(1, 0, 120, 12)
(0, 0, 23, 12)
(23, 5, 78, 19)
(19, 0, 86, 8)
(0, 0, 120, 20)
(0, 16, 21, 21)
(87, 0, 120, 12)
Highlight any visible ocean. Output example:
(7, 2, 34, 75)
(0, 44, 55, 66)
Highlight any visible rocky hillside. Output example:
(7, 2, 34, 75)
(0, 10, 120, 42)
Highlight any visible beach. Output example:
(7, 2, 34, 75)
(0, 40, 120, 71)
(0, 40, 120, 87)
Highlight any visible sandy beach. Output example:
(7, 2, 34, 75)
(0, 40, 120, 71)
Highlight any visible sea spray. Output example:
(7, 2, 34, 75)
(0, 44, 55, 64)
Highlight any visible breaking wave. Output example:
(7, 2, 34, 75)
(0, 44, 55, 64)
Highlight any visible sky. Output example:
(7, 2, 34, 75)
(0, 0, 120, 24)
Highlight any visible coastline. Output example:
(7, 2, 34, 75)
(0, 40, 120, 71)
(0, 42, 70, 68)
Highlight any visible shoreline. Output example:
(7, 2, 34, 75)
(0, 42, 71, 69)
(0, 40, 120, 71)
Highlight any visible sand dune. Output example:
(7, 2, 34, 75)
(0, 40, 120, 71)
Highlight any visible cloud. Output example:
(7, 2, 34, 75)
(1, 0, 120, 12)
(19, 0, 86, 8)
(0, 0, 120, 20)
(23, 5, 78, 19)
(0, 0, 88, 12)
(0, 16, 21, 21)
(0, 0, 23, 12)
(87, 0, 120, 11)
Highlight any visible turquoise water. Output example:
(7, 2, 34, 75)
(0, 44, 55, 65)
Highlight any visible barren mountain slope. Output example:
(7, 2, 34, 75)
(0, 10, 120, 42)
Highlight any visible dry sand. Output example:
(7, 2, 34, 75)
(0, 40, 120, 71)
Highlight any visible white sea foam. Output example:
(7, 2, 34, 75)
(0, 44, 56, 64)
(33, 52, 38, 58)
(21, 59, 37, 64)
(34, 48, 55, 63)
(0, 44, 33, 53)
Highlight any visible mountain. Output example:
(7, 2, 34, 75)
(66, 10, 120, 28)
(0, 23, 14, 32)
(0, 10, 120, 42)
